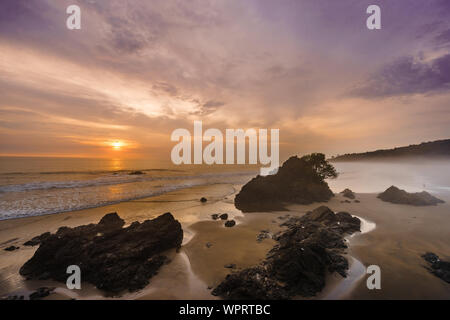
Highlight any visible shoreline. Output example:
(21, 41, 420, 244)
(1, 184, 449, 299)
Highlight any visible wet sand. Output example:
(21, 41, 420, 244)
(0, 183, 449, 299)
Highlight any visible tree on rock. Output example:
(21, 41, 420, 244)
(235, 154, 337, 212)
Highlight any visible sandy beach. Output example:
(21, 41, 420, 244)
(1, 180, 449, 300)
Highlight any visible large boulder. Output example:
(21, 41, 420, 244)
(19, 212, 183, 294)
(212, 206, 360, 299)
(235, 155, 335, 212)
(378, 186, 444, 206)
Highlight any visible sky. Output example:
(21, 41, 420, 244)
(0, 0, 449, 162)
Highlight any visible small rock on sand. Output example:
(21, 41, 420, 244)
(225, 220, 236, 228)
(4, 245, 19, 251)
(340, 188, 356, 199)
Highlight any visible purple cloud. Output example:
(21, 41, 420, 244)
(351, 54, 450, 98)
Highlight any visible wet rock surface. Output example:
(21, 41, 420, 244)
(212, 206, 361, 299)
(235, 155, 335, 212)
(378, 186, 444, 206)
(19, 212, 183, 294)
(422, 252, 450, 283)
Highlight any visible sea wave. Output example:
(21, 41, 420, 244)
(0, 180, 221, 220)
(0, 170, 255, 193)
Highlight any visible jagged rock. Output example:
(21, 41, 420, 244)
(200, 197, 207, 203)
(212, 206, 360, 300)
(4, 245, 19, 251)
(422, 252, 450, 283)
(19, 212, 183, 294)
(378, 186, 444, 206)
(340, 188, 355, 199)
(211, 214, 219, 220)
(225, 220, 236, 228)
(24, 232, 51, 246)
(219, 213, 228, 220)
(235, 155, 335, 212)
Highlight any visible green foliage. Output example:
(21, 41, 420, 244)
(300, 153, 338, 180)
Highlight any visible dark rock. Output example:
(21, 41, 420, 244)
(213, 206, 360, 300)
(19, 212, 183, 294)
(98, 212, 125, 229)
(29, 287, 55, 300)
(24, 232, 51, 246)
(422, 252, 450, 283)
(129, 171, 144, 175)
(4, 245, 19, 251)
(340, 200, 351, 203)
(354, 200, 360, 203)
(378, 186, 444, 206)
(219, 213, 228, 220)
(225, 220, 236, 228)
(200, 197, 207, 203)
(224, 264, 236, 269)
(340, 188, 355, 199)
(211, 214, 219, 220)
(212, 266, 289, 300)
(206, 242, 212, 248)
(235, 154, 336, 212)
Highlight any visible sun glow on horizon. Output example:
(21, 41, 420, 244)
(111, 141, 124, 150)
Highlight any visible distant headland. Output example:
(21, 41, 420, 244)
(330, 139, 450, 162)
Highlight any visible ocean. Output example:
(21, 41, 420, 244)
(1, 157, 449, 220)
(0, 157, 256, 220)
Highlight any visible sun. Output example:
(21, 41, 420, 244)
(111, 141, 123, 150)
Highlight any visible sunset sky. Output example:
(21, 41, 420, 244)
(1, 0, 450, 161)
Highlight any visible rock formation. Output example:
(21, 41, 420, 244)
(378, 186, 444, 206)
(19, 212, 183, 294)
(235, 154, 336, 212)
(340, 188, 355, 199)
(212, 206, 360, 299)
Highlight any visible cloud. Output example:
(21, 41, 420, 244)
(435, 29, 450, 47)
(350, 54, 450, 98)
